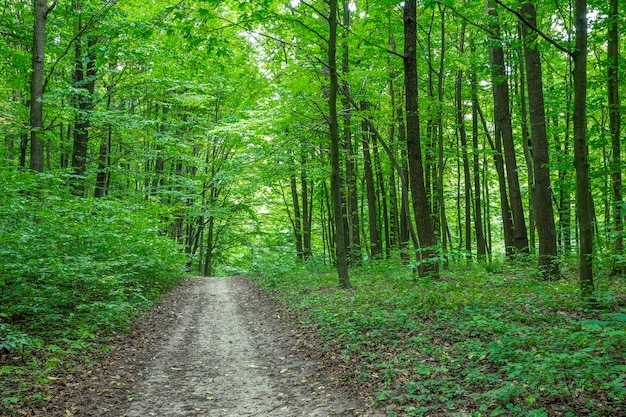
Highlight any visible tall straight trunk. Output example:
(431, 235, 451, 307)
(398, 103, 411, 263)
(95, 93, 112, 198)
(361, 101, 381, 257)
(404, 0, 439, 277)
(487, 1, 529, 253)
(573, 0, 594, 298)
(373, 134, 391, 258)
(71, 32, 97, 196)
(520, 1, 559, 278)
(557, 72, 573, 254)
(29, 0, 52, 172)
(516, 25, 535, 251)
(607, 0, 623, 274)
(290, 173, 304, 258)
(437, 5, 448, 252)
(329, 0, 350, 288)
(470, 63, 487, 259)
(203, 217, 214, 277)
(341, 0, 362, 265)
(455, 23, 471, 258)
(301, 151, 313, 259)
(478, 103, 514, 255)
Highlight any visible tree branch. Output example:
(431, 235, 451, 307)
(43, 0, 116, 93)
(492, 0, 571, 56)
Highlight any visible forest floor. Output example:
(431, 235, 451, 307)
(20, 276, 385, 417)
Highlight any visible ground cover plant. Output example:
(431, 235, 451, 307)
(253, 258, 626, 417)
(0, 171, 186, 414)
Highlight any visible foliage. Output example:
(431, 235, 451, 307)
(253, 260, 626, 416)
(0, 170, 186, 411)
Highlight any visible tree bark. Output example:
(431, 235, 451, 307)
(328, 0, 350, 288)
(340, 0, 362, 265)
(607, 0, 623, 275)
(29, 0, 52, 172)
(520, 1, 559, 278)
(477, 102, 514, 255)
(301, 150, 313, 259)
(404, 0, 439, 277)
(361, 101, 381, 258)
(290, 173, 304, 258)
(487, 1, 529, 253)
(455, 23, 471, 259)
(470, 68, 487, 260)
(71, 30, 97, 196)
(573, 0, 594, 298)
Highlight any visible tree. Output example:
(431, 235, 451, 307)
(404, 0, 439, 277)
(487, 1, 529, 254)
(607, 0, 623, 275)
(328, 0, 350, 288)
(519, 0, 559, 278)
(573, 0, 594, 298)
(29, 0, 55, 172)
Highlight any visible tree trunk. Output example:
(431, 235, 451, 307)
(341, 0, 362, 265)
(520, 1, 559, 278)
(29, 0, 51, 172)
(71, 31, 97, 196)
(404, 0, 439, 277)
(470, 41, 487, 260)
(477, 103, 515, 255)
(328, 0, 350, 288)
(487, 1, 529, 253)
(290, 173, 304, 259)
(361, 101, 381, 258)
(301, 150, 313, 259)
(373, 133, 391, 258)
(437, 5, 448, 254)
(95, 94, 112, 198)
(607, 0, 623, 275)
(516, 24, 535, 252)
(455, 23, 471, 259)
(573, 0, 594, 298)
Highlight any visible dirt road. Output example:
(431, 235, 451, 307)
(52, 277, 382, 417)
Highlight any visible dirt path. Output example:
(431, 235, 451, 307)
(50, 276, 383, 417)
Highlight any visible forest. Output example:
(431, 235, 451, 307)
(1, 0, 625, 415)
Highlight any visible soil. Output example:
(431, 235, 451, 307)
(31, 276, 385, 417)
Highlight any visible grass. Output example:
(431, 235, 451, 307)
(252, 257, 626, 417)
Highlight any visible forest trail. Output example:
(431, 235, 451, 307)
(54, 277, 382, 417)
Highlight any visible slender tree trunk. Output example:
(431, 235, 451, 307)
(517, 25, 535, 252)
(573, 0, 594, 298)
(404, 0, 439, 277)
(373, 133, 391, 258)
(203, 217, 214, 277)
(487, 1, 529, 253)
(520, 1, 559, 278)
(470, 62, 487, 259)
(437, 5, 448, 253)
(361, 101, 381, 258)
(29, 0, 53, 172)
(341, 1, 362, 265)
(301, 150, 313, 259)
(607, 0, 623, 275)
(398, 102, 411, 264)
(478, 103, 514, 255)
(71, 31, 96, 196)
(329, 0, 349, 288)
(455, 23, 471, 259)
(95, 93, 112, 198)
(290, 173, 304, 259)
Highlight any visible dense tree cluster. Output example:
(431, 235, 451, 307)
(1, 0, 624, 291)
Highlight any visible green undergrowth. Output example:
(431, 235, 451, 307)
(253, 258, 626, 417)
(0, 171, 186, 413)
